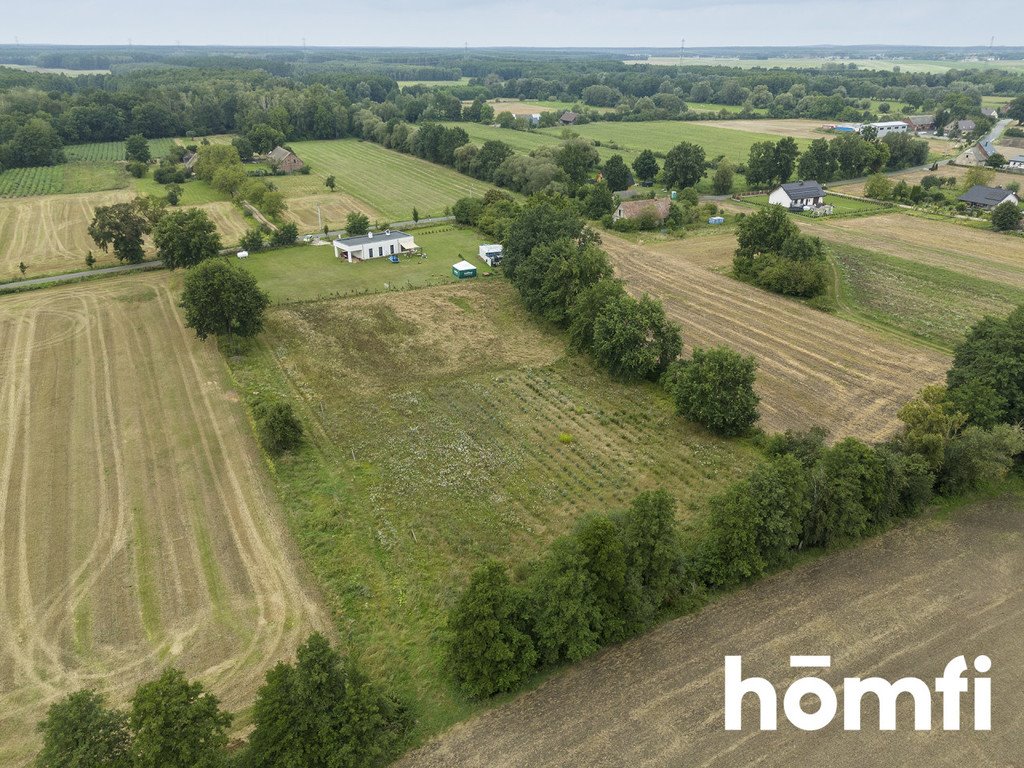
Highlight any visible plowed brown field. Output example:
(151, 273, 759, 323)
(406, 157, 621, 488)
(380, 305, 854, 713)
(0, 274, 327, 766)
(600, 232, 949, 439)
(399, 494, 1024, 768)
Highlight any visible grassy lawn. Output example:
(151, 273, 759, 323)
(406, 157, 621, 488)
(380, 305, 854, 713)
(239, 226, 493, 303)
(278, 139, 497, 220)
(132, 176, 230, 205)
(225, 277, 757, 741)
(743, 193, 889, 217)
(827, 241, 1024, 350)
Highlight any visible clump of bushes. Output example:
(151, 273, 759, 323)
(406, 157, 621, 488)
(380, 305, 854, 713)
(254, 398, 303, 455)
(733, 205, 828, 298)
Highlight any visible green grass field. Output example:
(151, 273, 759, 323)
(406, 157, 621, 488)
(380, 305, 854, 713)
(828, 241, 1024, 350)
(132, 175, 230, 205)
(398, 77, 471, 88)
(276, 139, 497, 219)
(239, 226, 492, 303)
(537, 121, 812, 165)
(0, 161, 129, 198)
(225, 276, 757, 740)
(685, 101, 766, 115)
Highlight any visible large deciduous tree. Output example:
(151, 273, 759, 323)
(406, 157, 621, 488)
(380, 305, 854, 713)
(663, 346, 760, 436)
(153, 208, 222, 269)
(88, 200, 153, 264)
(631, 149, 660, 183)
(180, 259, 270, 342)
(662, 141, 709, 190)
(37, 690, 132, 768)
(592, 293, 682, 381)
(601, 154, 632, 191)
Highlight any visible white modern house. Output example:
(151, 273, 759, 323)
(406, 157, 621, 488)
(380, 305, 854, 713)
(866, 120, 909, 138)
(332, 230, 419, 262)
(479, 244, 503, 266)
(768, 181, 826, 210)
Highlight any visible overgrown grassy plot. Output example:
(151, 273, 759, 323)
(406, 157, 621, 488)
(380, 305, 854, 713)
(226, 280, 757, 737)
(280, 139, 497, 220)
(827, 241, 1024, 350)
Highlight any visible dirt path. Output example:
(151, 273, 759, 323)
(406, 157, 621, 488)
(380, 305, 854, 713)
(599, 232, 949, 440)
(399, 495, 1024, 768)
(0, 274, 329, 766)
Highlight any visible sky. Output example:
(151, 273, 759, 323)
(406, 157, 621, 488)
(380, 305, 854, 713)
(6, 0, 1024, 48)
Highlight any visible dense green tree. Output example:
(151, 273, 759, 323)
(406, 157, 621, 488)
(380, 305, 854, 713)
(733, 204, 798, 276)
(324, 174, 336, 191)
(744, 141, 777, 187)
(180, 259, 270, 342)
(445, 562, 537, 698)
(0, 117, 65, 168)
(124, 133, 150, 163)
(501, 193, 585, 278)
(1007, 95, 1024, 125)
(602, 154, 632, 191)
(239, 228, 265, 253)
(37, 690, 131, 768)
(592, 294, 681, 381)
(804, 439, 886, 547)
(773, 137, 800, 183)
(88, 200, 152, 264)
(248, 633, 410, 768)
(130, 668, 230, 768)
(566, 277, 627, 351)
(797, 138, 837, 183)
(896, 385, 968, 473)
(631, 149, 660, 183)
(153, 208, 222, 269)
(711, 162, 734, 195)
(992, 200, 1021, 231)
(231, 135, 254, 161)
(254, 399, 304, 455)
(947, 305, 1024, 427)
(619, 489, 680, 625)
(664, 346, 759, 436)
(556, 139, 600, 186)
(662, 141, 709, 189)
(583, 180, 615, 219)
(345, 211, 370, 235)
(270, 221, 299, 247)
(514, 238, 612, 325)
(753, 233, 828, 297)
(939, 424, 1024, 495)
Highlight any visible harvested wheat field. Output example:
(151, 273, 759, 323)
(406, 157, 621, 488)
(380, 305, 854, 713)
(0, 274, 328, 766)
(196, 201, 252, 246)
(601, 232, 949, 439)
(400, 493, 1024, 768)
(802, 213, 1024, 290)
(282, 192, 381, 232)
(0, 189, 135, 277)
(702, 118, 831, 139)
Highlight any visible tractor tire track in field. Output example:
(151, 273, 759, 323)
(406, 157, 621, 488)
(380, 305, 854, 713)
(399, 495, 1024, 768)
(0, 274, 328, 766)
(600, 232, 949, 440)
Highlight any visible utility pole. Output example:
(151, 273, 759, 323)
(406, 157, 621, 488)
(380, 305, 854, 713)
(317, 204, 322, 232)
(679, 38, 685, 66)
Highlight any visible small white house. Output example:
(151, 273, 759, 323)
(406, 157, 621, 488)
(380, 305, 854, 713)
(332, 230, 418, 262)
(768, 181, 826, 210)
(479, 244, 503, 266)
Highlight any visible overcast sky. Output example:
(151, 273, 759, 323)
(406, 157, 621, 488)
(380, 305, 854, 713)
(7, 0, 1024, 48)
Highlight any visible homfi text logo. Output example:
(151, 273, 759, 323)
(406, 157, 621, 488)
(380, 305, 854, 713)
(724, 655, 991, 731)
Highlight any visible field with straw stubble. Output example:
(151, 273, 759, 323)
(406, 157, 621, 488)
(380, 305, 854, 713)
(0, 274, 328, 766)
(600, 231, 949, 440)
(399, 492, 1024, 768)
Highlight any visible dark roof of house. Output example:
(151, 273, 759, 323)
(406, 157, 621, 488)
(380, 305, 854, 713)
(616, 198, 671, 220)
(1011, 155, 1024, 163)
(958, 185, 1016, 206)
(906, 114, 934, 126)
(953, 119, 977, 131)
(334, 230, 414, 248)
(978, 140, 996, 158)
(778, 180, 825, 199)
(268, 146, 296, 162)
(560, 111, 578, 122)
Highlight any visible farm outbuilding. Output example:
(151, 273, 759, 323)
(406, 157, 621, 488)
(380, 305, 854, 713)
(452, 260, 477, 279)
(957, 185, 1020, 210)
(333, 230, 419, 262)
(612, 198, 672, 223)
(479, 244, 503, 266)
(267, 146, 305, 174)
(708, 216, 725, 225)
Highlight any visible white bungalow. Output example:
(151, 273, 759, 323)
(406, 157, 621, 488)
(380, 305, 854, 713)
(332, 230, 419, 262)
(479, 244, 503, 266)
(768, 181, 826, 210)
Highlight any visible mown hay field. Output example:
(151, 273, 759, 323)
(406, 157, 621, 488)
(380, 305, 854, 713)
(600, 231, 949, 440)
(399, 492, 1024, 767)
(279, 139, 498, 220)
(829, 164, 1022, 197)
(227, 279, 758, 736)
(801, 213, 1024, 290)
(0, 274, 328, 766)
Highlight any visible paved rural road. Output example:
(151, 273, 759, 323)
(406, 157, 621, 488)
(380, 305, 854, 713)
(0, 260, 164, 293)
(984, 118, 1012, 146)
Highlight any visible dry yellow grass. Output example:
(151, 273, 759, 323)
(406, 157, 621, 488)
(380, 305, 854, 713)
(802, 213, 1024, 289)
(702, 118, 832, 139)
(0, 274, 328, 766)
(0, 190, 135, 277)
(600, 232, 949, 440)
(196, 201, 252, 246)
(282, 192, 381, 232)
